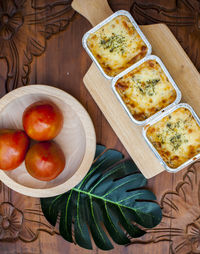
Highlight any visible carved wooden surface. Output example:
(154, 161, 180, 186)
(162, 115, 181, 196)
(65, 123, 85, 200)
(1, 0, 200, 253)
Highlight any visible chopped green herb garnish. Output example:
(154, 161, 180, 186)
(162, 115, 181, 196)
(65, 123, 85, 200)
(134, 78, 160, 96)
(99, 33, 126, 54)
(160, 118, 190, 151)
(170, 134, 182, 151)
(166, 123, 172, 128)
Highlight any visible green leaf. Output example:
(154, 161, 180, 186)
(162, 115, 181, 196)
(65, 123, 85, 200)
(41, 145, 162, 250)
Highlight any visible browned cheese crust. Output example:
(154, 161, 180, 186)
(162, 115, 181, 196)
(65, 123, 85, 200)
(115, 60, 176, 121)
(87, 15, 148, 77)
(147, 108, 200, 168)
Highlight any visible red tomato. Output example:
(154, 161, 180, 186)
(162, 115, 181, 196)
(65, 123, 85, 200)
(22, 101, 63, 141)
(0, 129, 30, 170)
(25, 141, 65, 181)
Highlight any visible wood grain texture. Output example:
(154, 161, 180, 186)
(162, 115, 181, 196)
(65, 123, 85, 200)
(72, 0, 113, 26)
(0, 85, 96, 197)
(82, 10, 200, 178)
(84, 63, 164, 178)
(130, 0, 200, 71)
(0, 0, 75, 94)
(1, 0, 200, 253)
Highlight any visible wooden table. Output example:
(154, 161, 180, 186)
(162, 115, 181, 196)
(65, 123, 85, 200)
(1, 0, 200, 253)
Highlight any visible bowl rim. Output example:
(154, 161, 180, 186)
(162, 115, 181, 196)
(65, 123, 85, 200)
(0, 85, 96, 197)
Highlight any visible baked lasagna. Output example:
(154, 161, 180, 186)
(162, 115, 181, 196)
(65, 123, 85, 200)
(87, 15, 148, 77)
(115, 59, 177, 121)
(146, 107, 200, 168)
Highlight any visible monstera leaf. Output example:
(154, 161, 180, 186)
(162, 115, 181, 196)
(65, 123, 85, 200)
(41, 145, 162, 250)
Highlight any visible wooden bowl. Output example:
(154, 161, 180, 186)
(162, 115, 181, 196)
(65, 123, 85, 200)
(0, 85, 96, 197)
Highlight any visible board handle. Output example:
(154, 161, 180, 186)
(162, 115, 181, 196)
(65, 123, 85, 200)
(71, 0, 113, 27)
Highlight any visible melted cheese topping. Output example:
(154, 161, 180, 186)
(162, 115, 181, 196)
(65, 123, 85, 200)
(87, 15, 148, 77)
(115, 60, 177, 121)
(147, 108, 200, 168)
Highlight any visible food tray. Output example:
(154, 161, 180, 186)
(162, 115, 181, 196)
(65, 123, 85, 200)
(82, 10, 152, 80)
(142, 103, 200, 173)
(112, 55, 182, 125)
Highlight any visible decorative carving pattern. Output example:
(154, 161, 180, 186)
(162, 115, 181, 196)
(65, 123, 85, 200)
(0, 187, 59, 243)
(129, 161, 200, 253)
(0, 0, 75, 244)
(131, 0, 200, 71)
(3, 162, 200, 252)
(0, 202, 23, 240)
(1, 0, 200, 253)
(0, 0, 75, 93)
